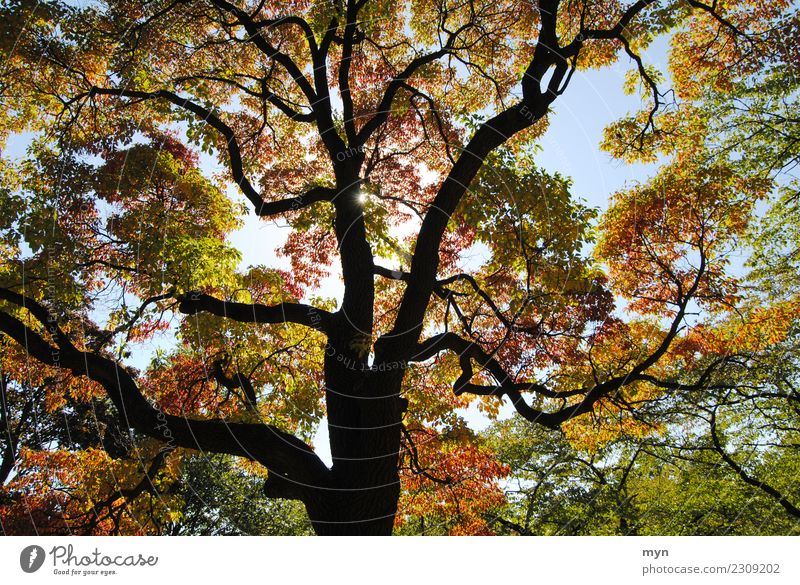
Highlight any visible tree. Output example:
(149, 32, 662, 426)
(165, 453, 314, 535)
(485, 399, 800, 536)
(1, 0, 798, 535)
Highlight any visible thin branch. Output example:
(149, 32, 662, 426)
(710, 409, 800, 519)
(86, 86, 268, 214)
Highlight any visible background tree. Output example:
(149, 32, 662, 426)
(1, 0, 798, 535)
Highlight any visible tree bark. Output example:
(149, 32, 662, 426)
(308, 337, 406, 535)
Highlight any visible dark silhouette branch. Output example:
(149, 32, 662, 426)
(383, 1, 574, 361)
(710, 410, 800, 519)
(211, 357, 258, 410)
(338, 0, 361, 143)
(175, 291, 332, 334)
(566, 0, 658, 47)
(207, 0, 317, 104)
(0, 304, 330, 502)
(355, 19, 477, 147)
(86, 87, 335, 217)
(170, 73, 315, 122)
(86, 86, 267, 214)
(410, 251, 707, 430)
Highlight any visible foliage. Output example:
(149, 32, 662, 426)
(166, 454, 313, 535)
(0, 0, 799, 535)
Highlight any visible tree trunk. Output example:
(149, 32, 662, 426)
(305, 338, 406, 535)
(305, 485, 400, 535)
(298, 170, 406, 535)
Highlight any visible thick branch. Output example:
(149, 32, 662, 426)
(383, 2, 573, 360)
(0, 308, 330, 499)
(339, 0, 360, 143)
(569, 0, 657, 45)
(256, 185, 336, 216)
(383, 101, 547, 358)
(176, 291, 332, 334)
(207, 0, 351, 161)
(412, 332, 575, 429)
(212, 358, 258, 410)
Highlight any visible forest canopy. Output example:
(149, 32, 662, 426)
(0, 0, 799, 535)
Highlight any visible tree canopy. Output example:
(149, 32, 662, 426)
(1, 0, 799, 535)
